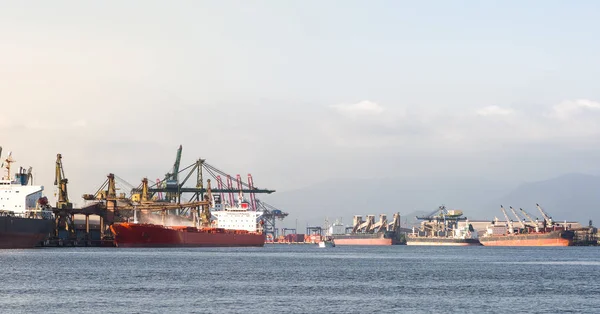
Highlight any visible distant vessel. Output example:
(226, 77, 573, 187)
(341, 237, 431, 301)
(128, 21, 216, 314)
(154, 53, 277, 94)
(0, 148, 54, 249)
(318, 236, 335, 248)
(406, 206, 481, 246)
(331, 214, 403, 246)
(479, 205, 574, 246)
(110, 194, 265, 247)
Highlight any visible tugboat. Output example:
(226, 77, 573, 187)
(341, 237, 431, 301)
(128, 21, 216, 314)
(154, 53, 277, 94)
(0, 148, 54, 249)
(318, 236, 335, 248)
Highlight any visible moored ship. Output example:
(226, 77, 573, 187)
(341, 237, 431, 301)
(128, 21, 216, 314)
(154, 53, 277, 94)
(110, 194, 265, 247)
(0, 148, 54, 249)
(406, 206, 481, 246)
(110, 223, 264, 247)
(479, 205, 574, 246)
(330, 213, 403, 245)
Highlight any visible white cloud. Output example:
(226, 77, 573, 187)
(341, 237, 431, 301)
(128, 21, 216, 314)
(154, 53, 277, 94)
(324, 99, 600, 149)
(549, 99, 600, 120)
(330, 100, 385, 118)
(476, 105, 514, 116)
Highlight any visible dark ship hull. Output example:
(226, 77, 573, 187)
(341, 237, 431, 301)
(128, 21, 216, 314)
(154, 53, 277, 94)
(0, 216, 54, 249)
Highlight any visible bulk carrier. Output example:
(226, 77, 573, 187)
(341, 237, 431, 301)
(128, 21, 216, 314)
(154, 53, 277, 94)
(478, 205, 574, 246)
(110, 194, 265, 247)
(406, 206, 481, 246)
(329, 213, 403, 245)
(0, 148, 54, 249)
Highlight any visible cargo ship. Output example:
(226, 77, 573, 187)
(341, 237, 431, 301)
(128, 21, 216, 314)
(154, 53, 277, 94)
(406, 206, 481, 246)
(110, 195, 265, 247)
(0, 149, 54, 249)
(478, 205, 574, 246)
(330, 213, 403, 246)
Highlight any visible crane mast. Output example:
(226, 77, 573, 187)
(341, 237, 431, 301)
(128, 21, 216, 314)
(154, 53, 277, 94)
(500, 205, 514, 234)
(54, 154, 72, 209)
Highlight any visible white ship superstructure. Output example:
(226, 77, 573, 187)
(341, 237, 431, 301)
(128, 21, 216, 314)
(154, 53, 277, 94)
(0, 150, 44, 215)
(211, 195, 263, 232)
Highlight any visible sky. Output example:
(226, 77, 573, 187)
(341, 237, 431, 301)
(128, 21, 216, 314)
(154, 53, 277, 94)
(2, 1, 600, 212)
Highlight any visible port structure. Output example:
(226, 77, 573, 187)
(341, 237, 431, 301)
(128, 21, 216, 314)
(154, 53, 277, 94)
(414, 206, 466, 237)
(129, 145, 277, 213)
(350, 213, 401, 234)
(128, 145, 289, 234)
(256, 199, 288, 241)
(52, 153, 212, 246)
(50, 145, 287, 246)
(70, 145, 287, 244)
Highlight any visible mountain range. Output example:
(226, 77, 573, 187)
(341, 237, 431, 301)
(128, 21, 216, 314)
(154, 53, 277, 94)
(261, 173, 600, 229)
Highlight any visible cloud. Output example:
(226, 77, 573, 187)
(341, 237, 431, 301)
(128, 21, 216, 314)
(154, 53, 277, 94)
(548, 99, 600, 120)
(476, 105, 514, 116)
(330, 100, 385, 118)
(324, 99, 600, 149)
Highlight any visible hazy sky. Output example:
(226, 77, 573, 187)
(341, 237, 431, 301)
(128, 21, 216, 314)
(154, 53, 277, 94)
(2, 1, 600, 207)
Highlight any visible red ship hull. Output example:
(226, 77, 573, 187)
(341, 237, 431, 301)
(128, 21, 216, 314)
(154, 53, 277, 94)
(479, 230, 574, 247)
(334, 238, 395, 245)
(110, 223, 265, 248)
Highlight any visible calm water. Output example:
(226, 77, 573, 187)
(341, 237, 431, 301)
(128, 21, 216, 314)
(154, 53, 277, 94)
(1, 245, 599, 313)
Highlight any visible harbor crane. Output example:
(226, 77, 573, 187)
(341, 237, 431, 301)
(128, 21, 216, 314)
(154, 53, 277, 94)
(536, 203, 554, 227)
(519, 208, 540, 232)
(54, 154, 72, 210)
(509, 206, 526, 230)
(500, 205, 514, 234)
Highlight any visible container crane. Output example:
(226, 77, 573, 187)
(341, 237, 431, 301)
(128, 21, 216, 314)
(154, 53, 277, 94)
(247, 174, 256, 211)
(155, 179, 163, 200)
(500, 205, 514, 234)
(519, 208, 540, 232)
(236, 174, 243, 203)
(226, 175, 234, 206)
(216, 176, 225, 209)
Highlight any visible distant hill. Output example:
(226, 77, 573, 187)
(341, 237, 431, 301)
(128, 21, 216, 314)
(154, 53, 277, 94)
(261, 176, 513, 228)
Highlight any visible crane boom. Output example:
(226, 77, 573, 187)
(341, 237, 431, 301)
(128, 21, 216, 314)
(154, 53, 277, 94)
(500, 205, 514, 234)
(519, 208, 540, 232)
(509, 206, 526, 229)
(536, 203, 553, 226)
(172, 145, 182, 182)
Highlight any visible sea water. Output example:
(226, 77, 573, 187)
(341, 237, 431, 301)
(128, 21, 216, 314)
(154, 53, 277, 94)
(1, 245, 599, 313)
